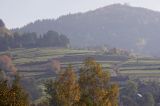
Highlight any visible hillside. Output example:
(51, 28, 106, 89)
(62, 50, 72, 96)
(13, 4, 160, 55)
(0, 19, 12, 36)
(0, 19, 5, 27)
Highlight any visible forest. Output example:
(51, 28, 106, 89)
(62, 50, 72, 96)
(0, 30, 69, 51)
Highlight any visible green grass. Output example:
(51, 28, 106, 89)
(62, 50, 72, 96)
(1, 48, 96, 65)
(2, 47, 160, 80)
(118, 58, 160, 79)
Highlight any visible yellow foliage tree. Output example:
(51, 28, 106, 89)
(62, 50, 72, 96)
(9, 75, 30, 106)
(45, 58, 119, 106)
(0, 73, 29, 106)
(45, 65, 80, 106)
(78, 58, 119, 106)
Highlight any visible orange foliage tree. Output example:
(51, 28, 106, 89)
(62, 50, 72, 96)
(0, 55, 17, 75)
(49, 59, 61, 74)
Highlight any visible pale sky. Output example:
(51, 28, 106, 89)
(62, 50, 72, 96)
(1, 0, 160, 28)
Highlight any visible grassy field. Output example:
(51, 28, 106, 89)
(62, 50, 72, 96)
(2, 47, 160, 102)
(1, 47, 160, 81)
(5, 48, 97, 65)
(0, 47, 99, 77)
(119, 58, 160, 80)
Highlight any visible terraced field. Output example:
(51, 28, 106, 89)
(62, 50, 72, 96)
(2, 47, 160, 102)
(119, 58, 160, 80)
(1, 47, 160, 81)
(0, 47, 128, 79)
(3, 48, 96, 65)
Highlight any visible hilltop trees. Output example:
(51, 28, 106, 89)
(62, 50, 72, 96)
(19, 32, 37, 48)
(0, 30, 70, 51)
(45, 59, 119, 106)
(38, 31, 69, 47)
(0, 35, 12, 51)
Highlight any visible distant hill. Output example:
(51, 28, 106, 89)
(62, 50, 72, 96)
(13, 4, 160, 55)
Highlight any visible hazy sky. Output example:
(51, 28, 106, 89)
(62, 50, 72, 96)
(1, 0, 160, 28)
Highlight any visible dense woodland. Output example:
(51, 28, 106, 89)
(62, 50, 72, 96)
(0, 30, 70, 51)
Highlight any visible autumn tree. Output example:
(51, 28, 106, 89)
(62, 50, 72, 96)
(0, 55, 29, 106)
(0, 55, 17, 75)
(0, 76, 9, 106)
(49, 59, 61, 74)
(45, 65, 80, 106)
(9, 75, 30, 106)
(0, 69, 6, 80)
(0, 73, 29, 106)
(78, 58, 119, 106)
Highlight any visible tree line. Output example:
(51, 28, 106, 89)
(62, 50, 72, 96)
(0, 30, 70, 51)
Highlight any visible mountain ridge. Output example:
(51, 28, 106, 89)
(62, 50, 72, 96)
(12, 4, 160, 55)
